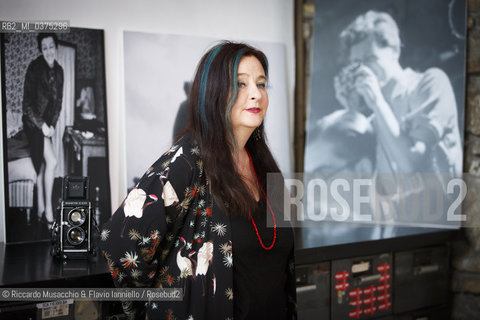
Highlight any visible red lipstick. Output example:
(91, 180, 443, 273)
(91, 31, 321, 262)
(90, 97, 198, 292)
(246, 108, 260, 114)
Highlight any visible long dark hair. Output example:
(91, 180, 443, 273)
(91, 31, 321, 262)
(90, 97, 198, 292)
(183, 41, 281, 217)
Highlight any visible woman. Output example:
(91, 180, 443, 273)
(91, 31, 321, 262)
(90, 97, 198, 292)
(22, 33, 64, 225)
(99, 41, 296, 320)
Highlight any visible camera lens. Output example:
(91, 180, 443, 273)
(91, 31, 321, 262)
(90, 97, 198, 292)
(67, 227, 85, 245)
(68, 208, 86, 226)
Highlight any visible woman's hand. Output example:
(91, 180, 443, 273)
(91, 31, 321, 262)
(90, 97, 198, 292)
(42, 123, 50, 137)
(42, 123, 55, 137)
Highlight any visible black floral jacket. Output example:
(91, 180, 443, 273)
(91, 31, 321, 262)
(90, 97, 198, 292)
(99, 135, 297, 320)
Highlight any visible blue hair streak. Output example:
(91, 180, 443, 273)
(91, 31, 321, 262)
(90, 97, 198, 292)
(225, 48, 247, 145)
(198, 44, 222, 132)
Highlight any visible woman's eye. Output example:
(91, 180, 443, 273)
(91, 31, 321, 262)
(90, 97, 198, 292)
(257, 82, 266, 89)
(237, 82, 246, 88)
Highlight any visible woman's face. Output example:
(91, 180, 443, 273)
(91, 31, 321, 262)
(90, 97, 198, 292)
(230, 55, 269, 135)
(41, 37, 57, 68)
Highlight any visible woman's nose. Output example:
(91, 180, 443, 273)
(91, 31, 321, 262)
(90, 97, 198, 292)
(249, 84, 261, 100)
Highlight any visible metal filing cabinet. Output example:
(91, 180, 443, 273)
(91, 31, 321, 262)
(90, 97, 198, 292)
(296, 262, 331, 319)
(393, 305, 450, 320)
(331, 253, 393, 319)
(393, 245, 450, 316)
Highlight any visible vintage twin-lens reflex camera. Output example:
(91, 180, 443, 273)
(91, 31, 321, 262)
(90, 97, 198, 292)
(51, 176, 97, 259)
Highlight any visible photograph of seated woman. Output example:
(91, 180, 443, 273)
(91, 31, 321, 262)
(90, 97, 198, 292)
(22, 33, 64, 226)
(99, 41, 296, 320)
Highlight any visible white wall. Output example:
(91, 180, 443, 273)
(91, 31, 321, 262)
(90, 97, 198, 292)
(0, 0, 295, 242)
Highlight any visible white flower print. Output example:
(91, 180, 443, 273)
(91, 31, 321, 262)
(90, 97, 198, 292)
(151, 302, 158, 310)
(118, 272, 126, 282)
(162, 181, 179, 207)
(187, 316, 194, 320)
(140, 237, 151, 246)
(223, 253, 233, 268)
(211, 223, 227, 237)
(200, 218, 208, 227)
(120, 251, 139, 269)
(128, 229, 141, 241)
(189, 220, 195, 228)
(186, 242, 192, 250)
(100, 229, 110, 241)
(123, 188, 146, 218)
(219, 242, 232, 255)
(180, 268, 192, 279)
(197, 199, 205, 208)
(197, 185, 206, 196)
(190, 146, 199, 155)
(131, 269, 142, 279)
(161, 160, 170, 169)
(196, 159, 203, 170)
(225, 288, 234, 300)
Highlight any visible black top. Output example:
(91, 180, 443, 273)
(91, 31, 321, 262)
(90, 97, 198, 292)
(231, 198, 294, 320)
(22, 55, 64, 130)
(22, 55, 64, 173)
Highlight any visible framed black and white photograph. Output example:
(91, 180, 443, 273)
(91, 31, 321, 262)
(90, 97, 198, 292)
(123, 32, 292, 191)
(1, 28, 111, 243)
(303, 0, 467, 227)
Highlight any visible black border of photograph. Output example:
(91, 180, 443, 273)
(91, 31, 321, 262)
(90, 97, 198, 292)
(1, 27, 111, 243)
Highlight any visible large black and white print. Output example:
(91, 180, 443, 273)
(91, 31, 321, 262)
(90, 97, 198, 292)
(1, 28, 111, 243)
(304, 0, 466, 227)
(124, 32, 291, 192)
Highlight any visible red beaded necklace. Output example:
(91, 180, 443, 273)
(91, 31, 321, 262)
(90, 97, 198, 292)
(246, 150, 277, 251)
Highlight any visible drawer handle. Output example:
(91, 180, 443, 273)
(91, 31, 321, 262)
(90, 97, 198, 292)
(357, 274, 382, 284)
(296, 284, 317, 293)
(414, 265, 439, 275)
